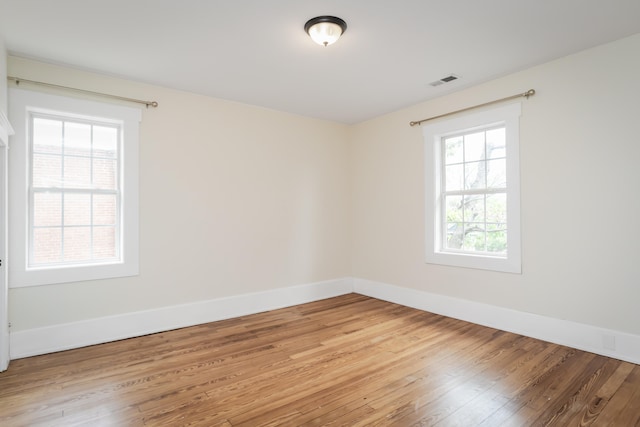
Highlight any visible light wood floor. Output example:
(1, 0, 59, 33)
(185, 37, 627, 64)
(1, 294, 639, 426)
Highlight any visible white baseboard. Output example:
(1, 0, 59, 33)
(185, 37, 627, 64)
(354, 278, 640, 365)
(10, 277, 354, 359)
(11, 276, 640, 365)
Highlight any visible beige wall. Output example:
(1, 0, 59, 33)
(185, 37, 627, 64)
(350, 33, 640, 335)
(8, 56, 351, 331)
(7, 33, 640, 338)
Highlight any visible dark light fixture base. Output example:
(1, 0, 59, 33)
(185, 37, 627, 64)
(304, 16, 348, 35)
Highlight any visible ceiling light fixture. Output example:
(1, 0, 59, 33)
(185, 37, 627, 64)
(304, 16, 347, 47)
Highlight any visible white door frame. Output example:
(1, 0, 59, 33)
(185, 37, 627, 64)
(0, 111, 14, 372)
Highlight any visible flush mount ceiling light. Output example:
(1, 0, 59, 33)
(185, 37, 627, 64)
(304, 16, 347, 47)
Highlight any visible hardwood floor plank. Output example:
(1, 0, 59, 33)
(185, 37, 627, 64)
(428, 341, 560, 426)
(474, 345, 577, 426)
(516, 357, 601, 424)
(477, 349, 592, 426)
(365, 337, 540, 425)
(591, 365, 640, 426)
(535, 357, 622, 426)
(1, 294, 638, 426)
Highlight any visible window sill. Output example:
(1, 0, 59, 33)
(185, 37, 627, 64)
(425, 250, 521, 273)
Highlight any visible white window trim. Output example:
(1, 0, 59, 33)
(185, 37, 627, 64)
(423, 103, 521, 273)
(9, 88, 141, 287)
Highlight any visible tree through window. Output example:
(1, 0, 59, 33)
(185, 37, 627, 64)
(442, 126, 507, 255)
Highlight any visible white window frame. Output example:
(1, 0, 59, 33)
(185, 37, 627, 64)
(9, 88, 140, 287)
(423, 103, 521, 273)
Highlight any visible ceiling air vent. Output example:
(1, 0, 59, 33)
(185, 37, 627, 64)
(429, 74, 460, 87)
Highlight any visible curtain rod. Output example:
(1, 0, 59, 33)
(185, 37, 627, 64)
(7, 76, 159, 108)
(409, 89, 535, 127)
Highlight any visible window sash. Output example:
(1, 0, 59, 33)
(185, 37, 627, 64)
(28, 188, 121, 268)
(439, 126, 508, 258)
(27, 112, 123, 269)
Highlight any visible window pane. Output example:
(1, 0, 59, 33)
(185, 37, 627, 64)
(486, 158, 506, 188)
(93, 194, 117, 225)
(64, 122, 91, 157)
(464, 161, 486, 189)
(464, 131, 485, 162)
(63, 156, 92, 188)
(93, 226, 117, 259)
(445, 196, 463, 250)
(93, 126, 118, 159)
(64, 193, 91, 226)
(445, 164, 463, 191)
(463, 226, 485, 252)
(33, 227, 62, 264)
(486, 193, 507, 224)
(93, 158, 118, 190)
(463, 195, 485, 223)
(486, 127, 506, 159)
(33, 154, 62, 187)
(439, 127, 509, 258)
(445, 136, 463, 164)
(63, 227, 92, 262)
(445, 195, 463, 222)
(33, 192, 62, 226)
(446, 222, 463, 249)
(487, 225, 507, 254)
(33, 118, 62, 154)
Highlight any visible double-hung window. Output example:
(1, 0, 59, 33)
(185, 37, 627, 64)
(9, 88, 140, 287)
(423, 103, 521, 273)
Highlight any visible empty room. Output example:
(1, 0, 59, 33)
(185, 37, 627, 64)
(1, 1, 640, 425)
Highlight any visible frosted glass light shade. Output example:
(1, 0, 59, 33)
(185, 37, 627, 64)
(304, 16, 347, 47)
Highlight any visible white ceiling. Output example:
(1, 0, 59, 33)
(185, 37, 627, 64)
(1, 0, 639, 124)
